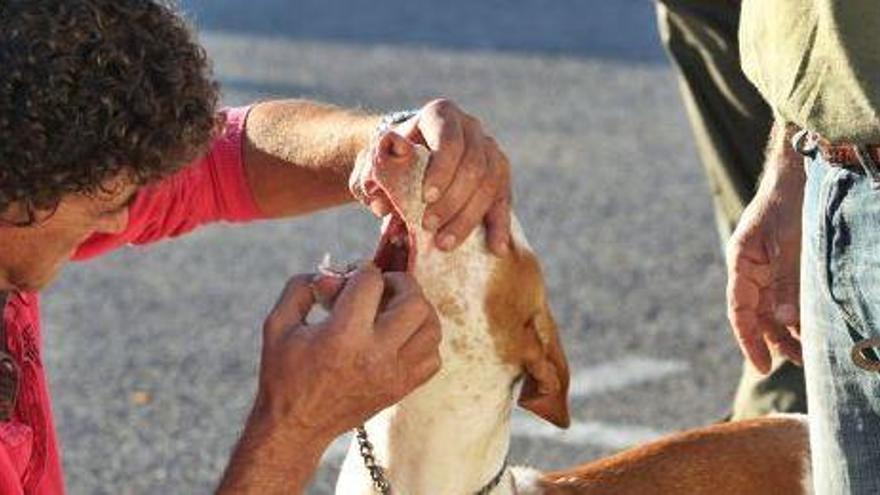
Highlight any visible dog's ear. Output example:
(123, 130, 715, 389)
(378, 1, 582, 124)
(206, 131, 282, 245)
(517, 305, 570, 428)
(484, 231, 571, 429)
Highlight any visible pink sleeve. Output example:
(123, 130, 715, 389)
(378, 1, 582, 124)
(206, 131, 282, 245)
(73, 106, 266, 261)
(0, 447, 23, 495)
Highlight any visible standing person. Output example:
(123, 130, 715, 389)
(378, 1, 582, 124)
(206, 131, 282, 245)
(729, 0, 880, 492)
(0, 1, 513, 493)
(655, 0, 807, 419)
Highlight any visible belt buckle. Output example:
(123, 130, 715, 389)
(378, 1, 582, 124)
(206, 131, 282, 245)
(0, 351, 20, 421)
(853, 144, 880, 190)
(852, 337, 880, 372)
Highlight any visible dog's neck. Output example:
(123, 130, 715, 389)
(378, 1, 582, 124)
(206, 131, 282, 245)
(336, 228, 520, 495)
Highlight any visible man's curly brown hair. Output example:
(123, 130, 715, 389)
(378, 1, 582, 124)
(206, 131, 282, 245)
(0, 0, 221, 222)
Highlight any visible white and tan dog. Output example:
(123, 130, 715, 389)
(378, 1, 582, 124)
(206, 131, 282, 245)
(339, 131, 811, 495)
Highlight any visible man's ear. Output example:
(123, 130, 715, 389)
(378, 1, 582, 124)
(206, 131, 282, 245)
(517, 309, 570, 428)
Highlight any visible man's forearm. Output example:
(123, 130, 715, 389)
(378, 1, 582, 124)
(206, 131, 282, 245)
(217, 406, 332, 494)
(242, 99, 381, 218)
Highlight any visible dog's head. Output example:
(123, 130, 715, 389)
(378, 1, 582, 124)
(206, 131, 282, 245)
(352, 131, 570, 428)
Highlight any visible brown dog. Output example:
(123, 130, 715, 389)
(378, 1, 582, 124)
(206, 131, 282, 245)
(337, 130, 811, 494)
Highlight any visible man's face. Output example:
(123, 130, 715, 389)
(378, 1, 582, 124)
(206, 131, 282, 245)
(0, 175, 139, 292)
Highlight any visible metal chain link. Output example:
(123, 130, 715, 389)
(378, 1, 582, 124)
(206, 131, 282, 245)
(356, 426, 392, 495)
(355, 426, 509, 495)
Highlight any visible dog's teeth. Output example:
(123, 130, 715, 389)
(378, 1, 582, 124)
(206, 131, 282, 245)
(391, 235, 405, 246)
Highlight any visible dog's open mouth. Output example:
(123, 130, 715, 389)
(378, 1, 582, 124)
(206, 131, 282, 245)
(373, 200, 415, 273)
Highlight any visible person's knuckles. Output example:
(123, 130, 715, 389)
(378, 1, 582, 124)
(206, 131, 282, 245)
(379, 297, 432, 334)
(408, 353, 442, 388)
(440, 192, 496, 247)
(424, 98, 461, 118)
(382, 271, 421, 293)
(332, 267, 384, 322)
(381, 273, 424, 307)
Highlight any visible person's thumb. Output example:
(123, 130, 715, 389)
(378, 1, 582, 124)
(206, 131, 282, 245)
(773, 280, 800, 327)
(264, 273, 318, 343)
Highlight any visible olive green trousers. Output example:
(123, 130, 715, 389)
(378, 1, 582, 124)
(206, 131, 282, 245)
(655, 0, 807, 419)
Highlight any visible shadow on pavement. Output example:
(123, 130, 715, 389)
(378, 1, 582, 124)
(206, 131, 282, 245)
(179, 0, 666, 64)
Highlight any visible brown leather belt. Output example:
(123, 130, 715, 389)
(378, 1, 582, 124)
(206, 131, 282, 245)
(817, 138, 880, 168)
(792, 128, 880, 188)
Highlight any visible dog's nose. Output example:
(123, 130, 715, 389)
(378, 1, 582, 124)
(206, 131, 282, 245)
(377, 131, 414, 166)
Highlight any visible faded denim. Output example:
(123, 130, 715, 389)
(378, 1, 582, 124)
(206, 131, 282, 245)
(802, 152, 880, 494)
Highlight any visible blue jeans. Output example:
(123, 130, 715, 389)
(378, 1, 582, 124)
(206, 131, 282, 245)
(802, 152, 880, 494)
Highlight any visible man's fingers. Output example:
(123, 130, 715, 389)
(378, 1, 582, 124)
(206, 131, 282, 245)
(434, 161, 498, 251)
(417, 99, 466, 205)
(396, 304, 442, 361)
(434, 135, 510, 252)
(771, 266, 801, 327)
(762, 321, 804, 366)
(485, 197, 512, 256)
(264, 274, 318, 343)
(423, 115, 487, 234)
(379, 272, 424, 310)
(399, 318, 443, 388)
(404, 348, 443, 390)
(374, 273, 433, 348)
(729, 307, 773, 373)
(484, 143, 512, 256)
(311, 273, 347, 310)
(329, 264, 385, 333)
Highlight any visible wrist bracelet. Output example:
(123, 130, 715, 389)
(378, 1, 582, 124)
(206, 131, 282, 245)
(377, 109, 419, 134)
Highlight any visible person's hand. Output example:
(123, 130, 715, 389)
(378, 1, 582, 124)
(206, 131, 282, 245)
(726, 129, 806, 373)
(254, 264, 442, 440)
(218, 264, 441, 494)
(391, 99, 512, 256)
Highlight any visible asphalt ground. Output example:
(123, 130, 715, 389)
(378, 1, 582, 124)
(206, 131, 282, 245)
(40, 1, 744, 493)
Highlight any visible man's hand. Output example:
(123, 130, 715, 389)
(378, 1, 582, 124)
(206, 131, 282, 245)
(393, 99, 512, 256)
(243, 98, 512, 256)
(258, 264, 441, 433)
(726, 124, 806, 373)
(218, 264, 441, 494)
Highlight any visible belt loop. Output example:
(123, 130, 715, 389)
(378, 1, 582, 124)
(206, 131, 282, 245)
(853, 144, 880, 190)
(791, 128, 819, 157)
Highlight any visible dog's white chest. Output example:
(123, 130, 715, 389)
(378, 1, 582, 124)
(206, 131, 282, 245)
(336, 232, 519, 495)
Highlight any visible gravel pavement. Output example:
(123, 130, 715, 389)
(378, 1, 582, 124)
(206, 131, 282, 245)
(41, 1, 743, 493)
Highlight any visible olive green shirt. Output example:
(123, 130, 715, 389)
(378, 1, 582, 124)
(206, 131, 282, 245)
(740, 0, 880, 142)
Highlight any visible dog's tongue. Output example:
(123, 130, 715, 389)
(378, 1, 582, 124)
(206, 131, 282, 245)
(350, 132, 431, 272)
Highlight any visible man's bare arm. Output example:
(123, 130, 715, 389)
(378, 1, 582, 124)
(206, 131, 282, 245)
(242, 99, 380, 218)
(241, 98, 514, 255)
(217, 406, 330, 494)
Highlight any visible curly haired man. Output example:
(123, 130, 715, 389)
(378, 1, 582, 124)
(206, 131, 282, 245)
(0, 1, 512, 493)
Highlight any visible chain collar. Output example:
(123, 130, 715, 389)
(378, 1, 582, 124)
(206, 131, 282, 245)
(355, 425, 510, 495)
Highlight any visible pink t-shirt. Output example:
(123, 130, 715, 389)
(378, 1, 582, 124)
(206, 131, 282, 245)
(0, 106, 264, 494)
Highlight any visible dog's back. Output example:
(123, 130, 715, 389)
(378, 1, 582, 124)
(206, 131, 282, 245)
(515, 414, 811, 495)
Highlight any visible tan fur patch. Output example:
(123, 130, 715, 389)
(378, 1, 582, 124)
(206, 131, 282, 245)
(538, 416, 811, 494)
(484, 245, 570, 427)
(483, 247, 548, 364)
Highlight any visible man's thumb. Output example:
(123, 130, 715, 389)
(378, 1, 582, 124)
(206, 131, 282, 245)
(264, 274, 318, 342)
(773, 291, 800, 327)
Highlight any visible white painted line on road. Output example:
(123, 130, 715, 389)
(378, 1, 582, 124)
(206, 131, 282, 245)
(569, 357, 690, 398)
(512, 414, 665, 450)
